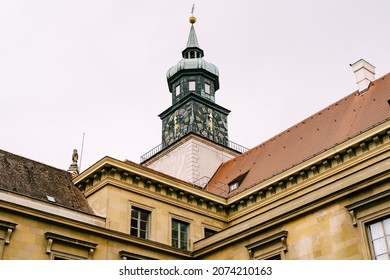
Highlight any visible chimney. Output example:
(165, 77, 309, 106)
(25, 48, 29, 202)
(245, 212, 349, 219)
(350, 59, 375, 94)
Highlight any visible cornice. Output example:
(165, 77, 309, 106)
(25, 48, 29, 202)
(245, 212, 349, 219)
(75, 156, 229, 219)
(87, 177, 228, 222)
(75, 122, 390, 222)
(224, 121, 390, 218)
(0, 193, 193, 259)
(193, 155, 390, 257)
(158, 92, 230, 119)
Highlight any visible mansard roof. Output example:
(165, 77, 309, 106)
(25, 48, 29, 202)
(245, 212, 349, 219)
(0, 149, 94, 214)
(208, 72, 390, 196)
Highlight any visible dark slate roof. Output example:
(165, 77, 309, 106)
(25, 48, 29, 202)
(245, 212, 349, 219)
(0, 149, 94, 214)
(208, 72, 390, 197)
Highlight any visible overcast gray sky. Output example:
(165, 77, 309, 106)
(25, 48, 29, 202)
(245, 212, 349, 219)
(1, 0, 390, 172)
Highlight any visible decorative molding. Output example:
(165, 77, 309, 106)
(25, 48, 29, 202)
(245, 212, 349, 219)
(156, 183, 163, 193)
(145, 179, 152, 189)
(323, 160, 330, 169)
(373, 136, 382, 146)
(300, 171, 307, 180)
(360, 142, 368, 152)
(335, 154, 343, 164)
(226, 127, 390, 217)
(0, 220, 17, 244)
(347, 148, 355, 158)
(348, 210, 357, 226)
(109, 167, 117, 177)
(120, 171, 129, 181)
(345, 189, 390, 214)
(75, 125, 389, 221)
(45, 232, 97, 260)
(119, 250, 157, 260)
(245, 230, 288, 259)
(133, 175, 141, 186)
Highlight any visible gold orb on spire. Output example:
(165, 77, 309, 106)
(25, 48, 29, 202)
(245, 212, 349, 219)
(189, 16, 196, 24)
(189, 3, 196, 24)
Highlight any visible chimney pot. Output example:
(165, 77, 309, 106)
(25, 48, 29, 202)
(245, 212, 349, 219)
(350, 59, 375, 94)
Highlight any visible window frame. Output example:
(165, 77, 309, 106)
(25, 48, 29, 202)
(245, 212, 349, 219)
(345, 188, 390, 260)
(45, 232, 97, 260)
(175, 84, 181, 96)
(245, 230, 288, 260)
(367, 217, 390, 260)
(204, 83, 210, 94)
(189, 81, 196, 92)
(204, 228, 218, 238)
(229, 181, 239, 192)
(130, 206, 151, 240)
(171, 218, 190, 250)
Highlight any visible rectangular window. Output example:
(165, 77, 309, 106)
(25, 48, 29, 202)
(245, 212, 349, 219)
(175, 85, 180, 96)
(172, 219, 189, 250)
(204, 83, 210, 94)
(189, 81, 196, 91)
(131, 207, 150, 239)
(368, 217, 390, 260)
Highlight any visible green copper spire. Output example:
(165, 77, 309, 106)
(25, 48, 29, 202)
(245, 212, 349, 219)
(181, 16, 204, 59)
(186, 24, 200, 49)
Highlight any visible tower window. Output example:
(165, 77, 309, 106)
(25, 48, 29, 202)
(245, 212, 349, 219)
(205, 83, 210, 94)
(189, 81, 196, 91)
(175, 85, 180, 96)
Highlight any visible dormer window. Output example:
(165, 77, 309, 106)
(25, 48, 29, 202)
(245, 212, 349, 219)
(175, 85, 181, 96)
(229, 181, 239, 192)
(189, 81, 196, 91)
(205, 83, 210, 94)
(228, 171, 249, 193)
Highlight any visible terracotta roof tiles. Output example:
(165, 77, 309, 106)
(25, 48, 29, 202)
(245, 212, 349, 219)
(208, 72, 390, 197)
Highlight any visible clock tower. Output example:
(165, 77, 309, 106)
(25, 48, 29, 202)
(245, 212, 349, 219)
(161, 16, 230, 148)
(141, 15, 247, 186)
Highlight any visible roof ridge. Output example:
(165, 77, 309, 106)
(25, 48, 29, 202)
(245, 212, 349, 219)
(0, 148, 68, 173)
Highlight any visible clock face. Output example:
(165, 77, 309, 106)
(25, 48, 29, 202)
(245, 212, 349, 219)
(195, 106, 227, 144)
(163, 108, 190, 146)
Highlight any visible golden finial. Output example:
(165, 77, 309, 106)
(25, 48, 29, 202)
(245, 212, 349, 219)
(189, 3, 196, 24)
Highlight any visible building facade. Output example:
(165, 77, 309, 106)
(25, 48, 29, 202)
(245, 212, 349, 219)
(1, 17, 389, 260)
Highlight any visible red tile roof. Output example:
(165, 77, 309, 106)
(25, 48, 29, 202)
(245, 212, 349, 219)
(207, 73, 390, 197)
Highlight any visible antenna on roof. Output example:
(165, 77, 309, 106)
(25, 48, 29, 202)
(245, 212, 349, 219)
(79, 132, 85, 172)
